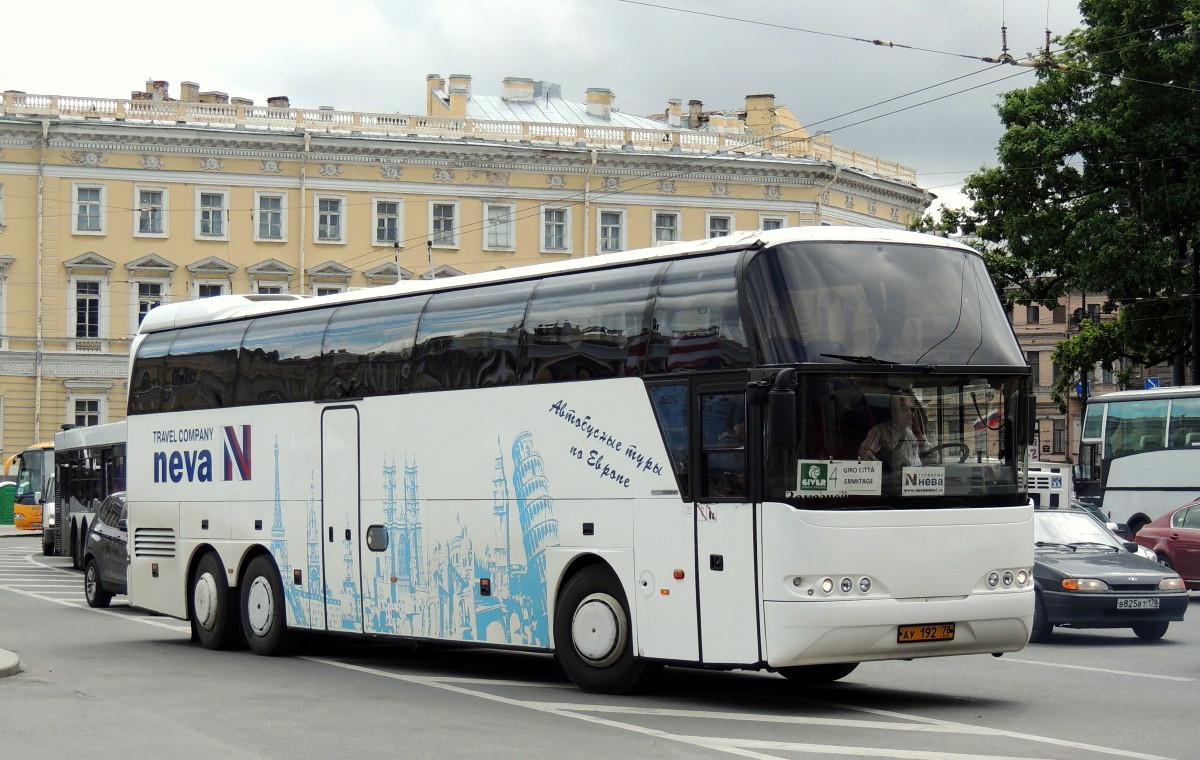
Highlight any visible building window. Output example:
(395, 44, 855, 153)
(135, 187, 166, 236)
(256, 284, 284, 295)
(1027, 350, 1040, 386)
(73, 184, 105, 234)
(483, 202, 514, 250)
(542, 207, 570, 252)
(1052, 418, 1067, 454)
(316, 286, 344, 297)
(707, 214, 732, 238)
(196, 190, 228, 239)
(316, 196, 344, 242)
(73, 398, 101, 427)
(599, 209, 624, 253)
(255, 193, 285, 241)
(1052, 304, 1066, 323)
(1026, 305, 1039, 324)
(759, 215, 785, 231)
(136, 282, 163, 325)
(197, 282, 226, 299)
(654, 211, 679, 244)
(375, 199, 402, 245)
(431, 202, 457, 247)
(75, 280, 101, 338)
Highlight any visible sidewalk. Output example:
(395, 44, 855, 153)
(1, 522, 35, 676)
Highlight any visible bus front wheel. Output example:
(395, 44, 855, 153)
(241, 555, 289, 656)
(190, 552, 241, 650)
(554, 565, 657, 694)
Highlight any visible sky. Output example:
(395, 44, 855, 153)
(2, 0, 1085, 214)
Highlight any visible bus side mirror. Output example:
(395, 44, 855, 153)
(766, 369, 797, 450)
(34, 491, 43, 504)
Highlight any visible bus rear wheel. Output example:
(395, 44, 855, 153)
(554, 565, 657, 694)
(241, 555, 289, 656)
(778, 662, 858, 684)
(190, 552, 241, 650)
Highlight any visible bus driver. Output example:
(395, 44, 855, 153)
(858, 394, 929, 469)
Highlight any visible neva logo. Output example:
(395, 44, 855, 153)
(153, 425, 251, 483)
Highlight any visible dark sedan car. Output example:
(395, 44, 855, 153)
(1135, 499, 1200, 589)
(1032, 508, 1188, 642)
(82, 492, 128, 608)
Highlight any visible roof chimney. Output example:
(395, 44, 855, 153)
(688, 99, 704, 128)
(743, 93, 776, 136)
(198, 91, 229, 104)
(426, 74, 449, 116)
(585, 88, 614, 119)
(502, 77, 535, 103)
(447, 74, 472, 117)
(267, 95, 290, 109)
(180, 81, 199, 102)
(146, 80, 169, 101)
(666, 98, 683, 128)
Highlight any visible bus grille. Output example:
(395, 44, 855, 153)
(133, 528, 177, 558)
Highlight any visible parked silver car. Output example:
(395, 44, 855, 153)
(82, 492, 127, 608)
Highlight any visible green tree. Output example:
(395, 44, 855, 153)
(960, 0, 1200, 402)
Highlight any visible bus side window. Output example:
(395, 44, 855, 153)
(700, 392, 746, 499)
(648, 383, 690, 499)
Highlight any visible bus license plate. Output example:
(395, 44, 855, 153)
(1117, 598, 1159, 610)
(897, 623, 955, 643)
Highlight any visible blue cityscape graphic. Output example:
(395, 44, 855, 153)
(269, 431, 559, 644)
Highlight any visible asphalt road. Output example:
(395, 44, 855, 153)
(2, 541, 1197, 760)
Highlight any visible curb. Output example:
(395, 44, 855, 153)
(0, 649, 19, 678)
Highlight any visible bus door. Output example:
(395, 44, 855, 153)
(321, 406, 364, 633)
(694, 383, 761, 665)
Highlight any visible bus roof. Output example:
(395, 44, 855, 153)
(53, 421, 127, 452)
(136, 227, 979, 335)
(1087, 386, 1200, 404)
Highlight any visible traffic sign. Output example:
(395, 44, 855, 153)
(1145, 377, 1160, 389)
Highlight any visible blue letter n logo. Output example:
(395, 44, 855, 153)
(223, 425, 251, 481)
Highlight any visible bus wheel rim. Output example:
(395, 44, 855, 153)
(571, 593, 623, 665)
(246, 576, 274, 636)
(193, 573, 219, 629)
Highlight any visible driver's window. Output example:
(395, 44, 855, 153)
(700, 392, 746, 498)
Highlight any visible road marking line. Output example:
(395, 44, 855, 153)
(998, 657, 1195, 682)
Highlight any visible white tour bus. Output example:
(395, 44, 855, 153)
(126, 227, 1035, 693)
(53, 421, 127, 567)
(1076, 386, 1200, 534)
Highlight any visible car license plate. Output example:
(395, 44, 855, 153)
(897, 623, 955, 643)
(1117, 598, 1159, 610)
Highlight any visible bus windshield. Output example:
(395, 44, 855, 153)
(768, 373, 1028, 508)
(745, 241, 1025, 367)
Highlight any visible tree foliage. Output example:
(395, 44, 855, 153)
(954, 0, 1200, 389)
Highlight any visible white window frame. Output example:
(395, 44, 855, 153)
(540, 206, 572, 254)
(652, 209, 681, 245)
(254, 191, 287, 242)
(67, 394, 106, 427)
(129, 279, 168, 334)
(429, 200, 459, 249)
(373, 197, 403, 246)
(758, 214, 786, 231)
(133, 185, 168, 238)
(314, 194, 346, 244)
(194, 188, 229, 241)
(315, 285, 346, 297)
(597, 208, 626, 254)
(72, 183, 106, 235)
(706, 213, 733, 238)
(68, 273, 109, 347)
(482, 201, 515, 251)
(255, 283, 286, 295)
(193, 279, 229, 299)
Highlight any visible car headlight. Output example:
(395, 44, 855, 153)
(1159, 577, 1185, 591)
(1061, 578, 1109, 592)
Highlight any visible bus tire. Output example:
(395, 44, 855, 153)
(190, 552, 241, 650)
(241, 555, 289, 656)
(84, 558, 112, 608)
(1030, 590, 1053, 643)
(42, 535, 53, 556)
(553, 564, 656, 694)
(778, 662, 859, 684)
(72, 524, 84, 569)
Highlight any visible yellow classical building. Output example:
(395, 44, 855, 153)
(0, 75, 931, 455)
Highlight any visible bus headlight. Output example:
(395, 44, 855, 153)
(1016, 569, 1029, 586)
(821, 578, 834, 594)
(987, 572, 1000, 587)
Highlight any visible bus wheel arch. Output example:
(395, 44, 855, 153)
(552, 559, 657, 694)
(188, 547, 241, 650)
(238, 550, 290, 656)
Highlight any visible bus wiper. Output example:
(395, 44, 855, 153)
(1067, 541, 1119, 552)
(820, 353, 897, 365)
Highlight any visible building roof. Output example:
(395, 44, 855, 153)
(465, 94, 668, 130)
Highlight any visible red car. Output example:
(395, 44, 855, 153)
(1135, 500, 1200, 589)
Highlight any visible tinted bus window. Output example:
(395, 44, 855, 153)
(1104, 399, 1169, 456)
(323, 296, 427, 398)
(1168, 397, 1200, 448)
(129, 330, 176, 414)
(645, 253, 748, 373)
(236, 309, 333, 405)
(164, 322, 250, 412)
(522, 263, 664, 382)
(412, 281, 535, 392)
